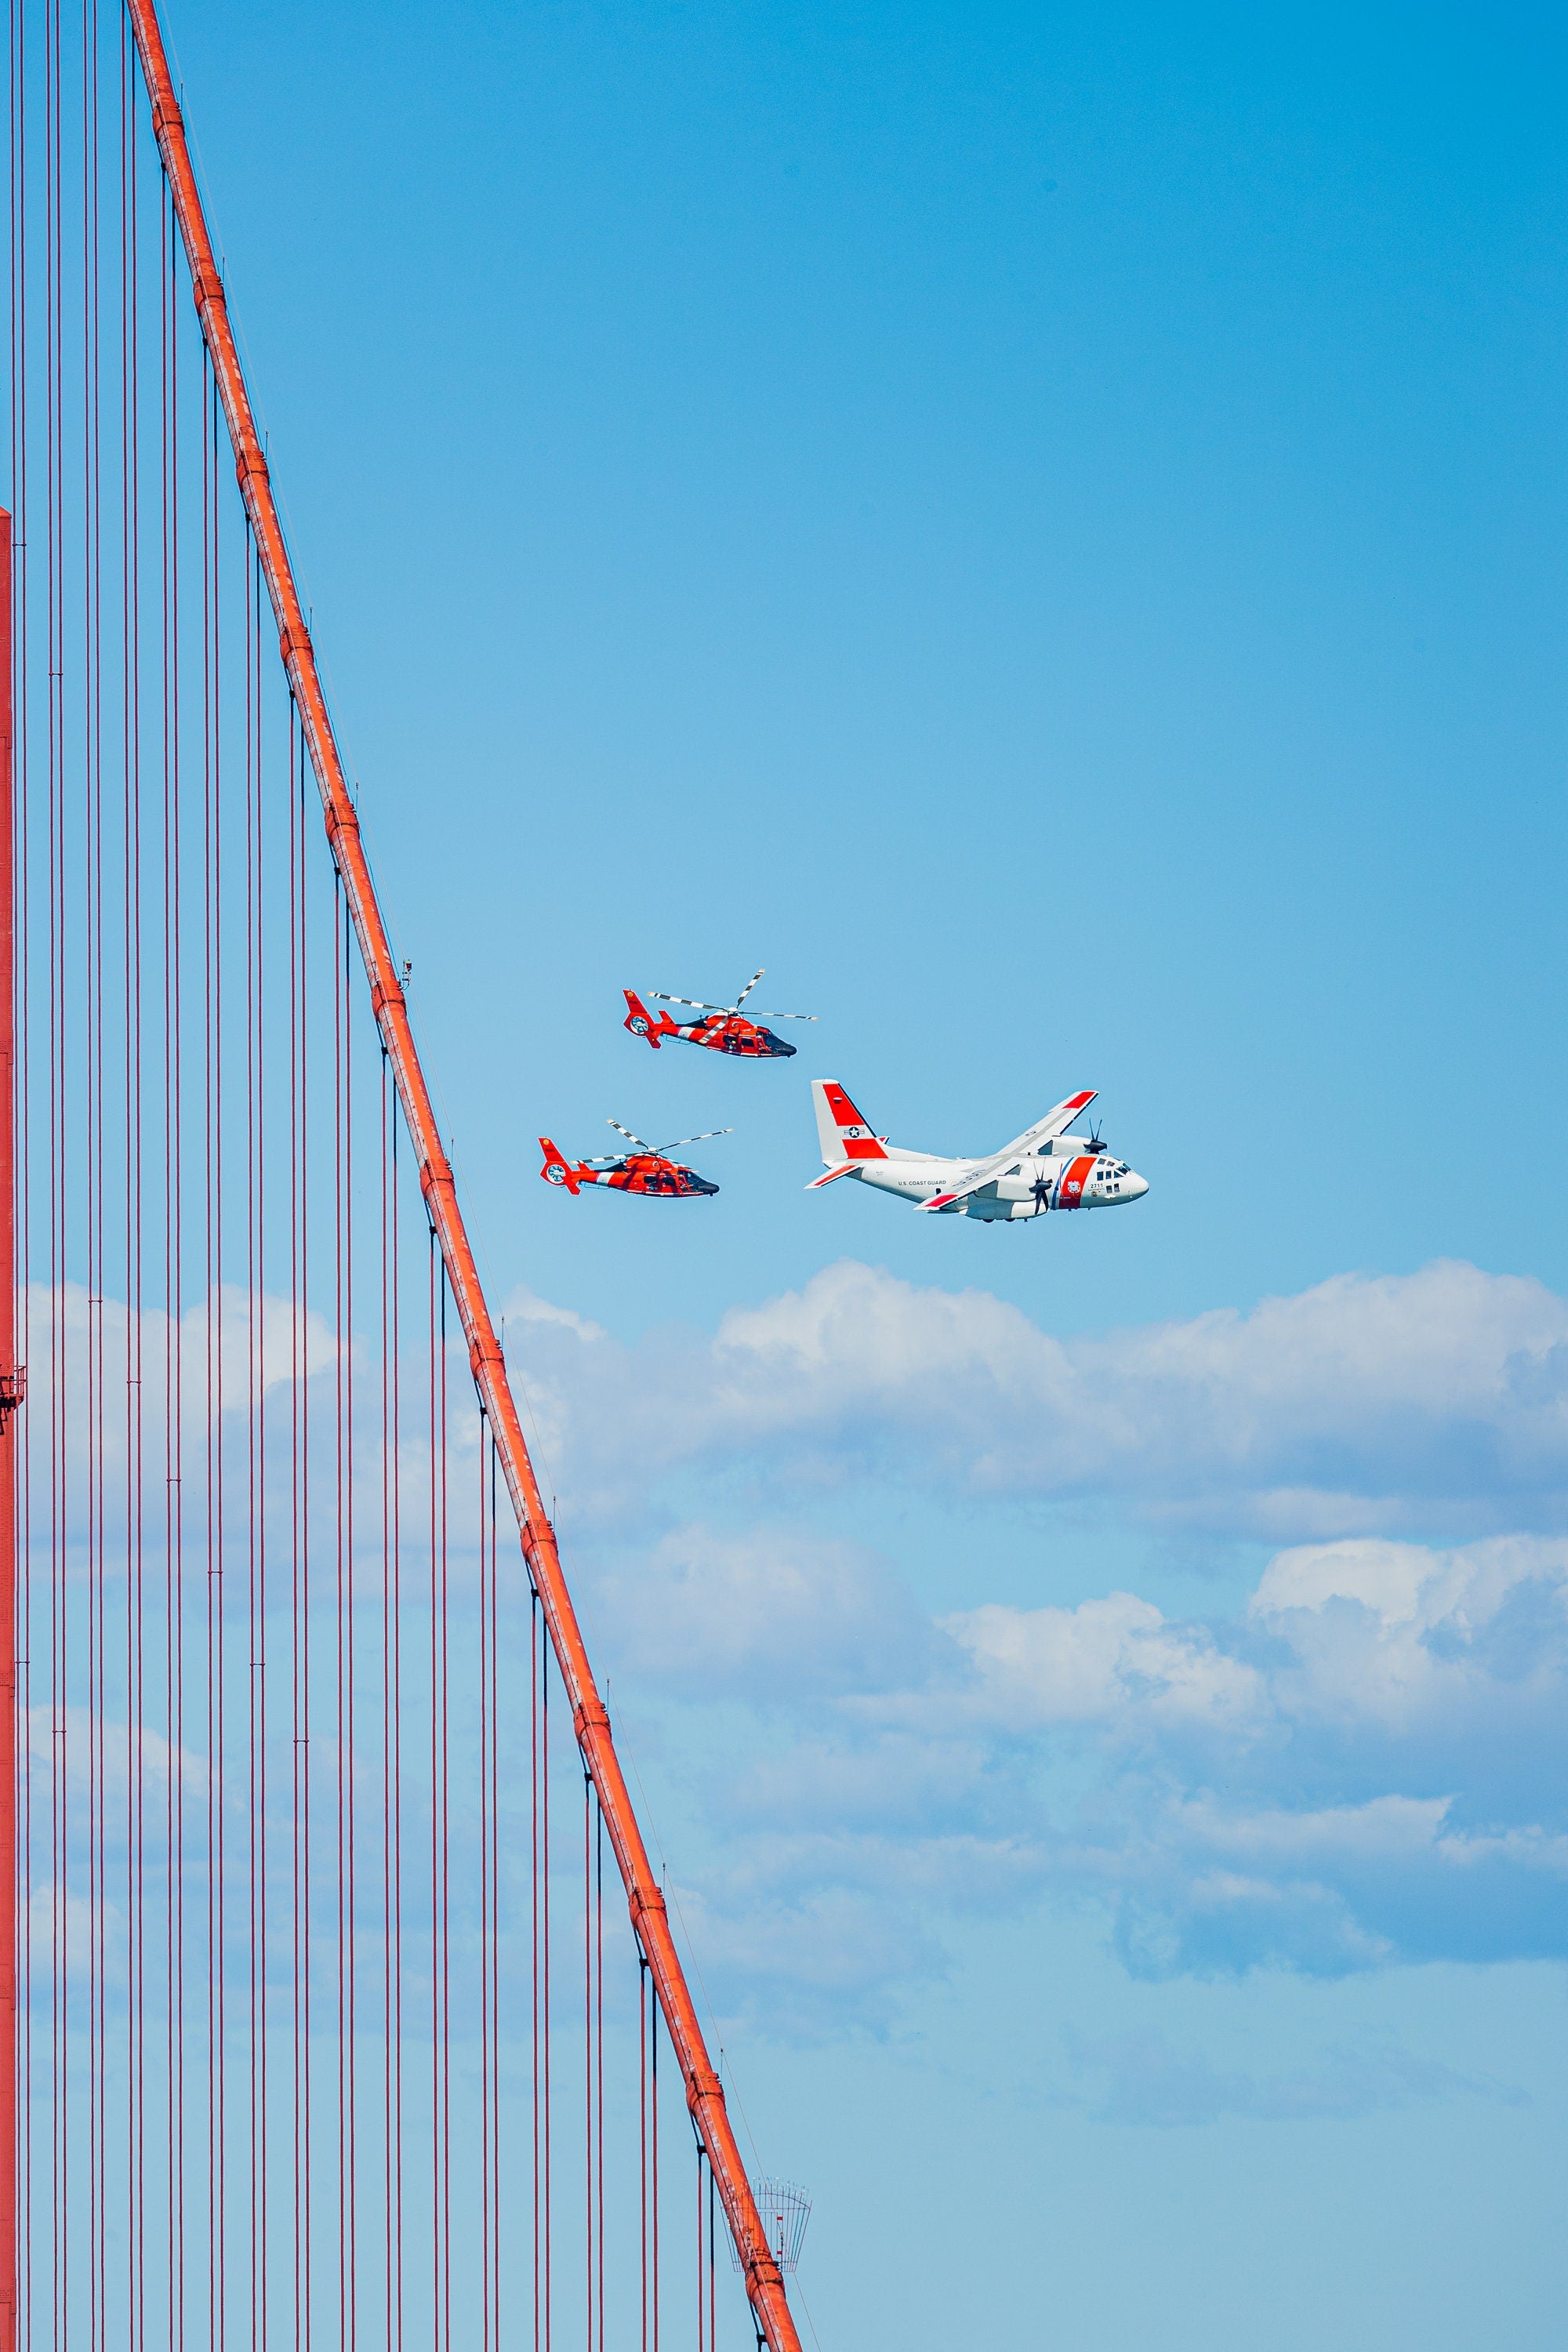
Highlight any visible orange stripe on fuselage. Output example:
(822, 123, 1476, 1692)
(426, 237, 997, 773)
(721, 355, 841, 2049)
(1058, 1154, 1095, 1210)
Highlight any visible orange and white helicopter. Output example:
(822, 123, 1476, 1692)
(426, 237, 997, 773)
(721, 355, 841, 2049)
(623, 967, 816, 1060)
(539, 1121, 731, 1200)
(808, 1080, 1149, 1223)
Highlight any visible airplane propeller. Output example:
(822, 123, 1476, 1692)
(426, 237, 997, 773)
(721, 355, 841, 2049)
(1030, 1170, 1054, 1215)
(650, 967, 818, 1022)
(607, 1119, 732, 1163)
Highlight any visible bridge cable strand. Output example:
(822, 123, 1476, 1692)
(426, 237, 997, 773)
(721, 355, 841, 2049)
(490, 1434, 504, 2348)
(583, 1760, 593, 2352)
(6, 5, 804, 2345)
(382, 1041, 407, 2352)
(477, 1416, 494, 2352)
(652, 1957, 661, 2352)
(543, 1578, 554, 2352)
(9, 0, 31, 2329)
(597, 1780, 607, 2352)
(119, 24, 147, 2329)
(532, 1585, 543, 2352)
(639, 1951, 649, 2352)
(114, 2, 802, 2336)
(244, 514, 263, 2352)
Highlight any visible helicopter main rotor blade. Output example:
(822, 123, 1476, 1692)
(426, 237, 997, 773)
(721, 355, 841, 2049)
(747, 1010, 818, 1022)
(655, 1128, 734, 1156)
(607, 1118, 657, 1156)
(650, 993, 734, 1013)
(733, 967, 766, 1010)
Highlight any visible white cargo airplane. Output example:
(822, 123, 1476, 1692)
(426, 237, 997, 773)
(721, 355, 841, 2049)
(808, 1080, 1150, 1223)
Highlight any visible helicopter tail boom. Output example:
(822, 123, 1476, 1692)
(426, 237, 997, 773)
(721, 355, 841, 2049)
(539, 1139, 582, 1195)
(623, 989, 679, 1047)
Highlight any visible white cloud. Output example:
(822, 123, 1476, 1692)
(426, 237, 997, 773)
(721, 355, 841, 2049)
(946, 1592, 1263, 1731)
(476, 1260, 1568, 2019)
(21, 1277, 490, 1595)
(938, 1535, 1568, 1748)
(625, 1529, 1568, 2020)
(25, 1704, 211, 1808)
(593, 1523, 935, 1696)
(501, 1257, 1568, 1538)
(38, 1257, 1544, 2030)
(27, 1280, 341, 1442)
(1250, 1534, 1568, 1732)
(503, 1287, 605, 1344)
(1254, 1538, 1443, 1624)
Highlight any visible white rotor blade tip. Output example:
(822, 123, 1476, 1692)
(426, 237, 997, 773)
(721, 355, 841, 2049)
(660, 1128, 734, 1153)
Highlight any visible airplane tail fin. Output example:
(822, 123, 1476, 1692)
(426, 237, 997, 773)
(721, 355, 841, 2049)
(623, 989, 677, 1047)
(539, 1139, 581, 1195)
(812, 1080, 887, 1167)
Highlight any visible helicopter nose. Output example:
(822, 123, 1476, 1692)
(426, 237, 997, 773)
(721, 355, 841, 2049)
(763, 1030, 796, 1058)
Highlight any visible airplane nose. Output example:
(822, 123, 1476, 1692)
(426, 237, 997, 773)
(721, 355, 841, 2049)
(1127, 1171, 1149, 1199)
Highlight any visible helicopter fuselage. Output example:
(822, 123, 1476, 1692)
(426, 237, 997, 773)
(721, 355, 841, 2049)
(539, 1137, 719, 1197)
(623, 993, 793, 1058)
(579, 1156, 718, 1196)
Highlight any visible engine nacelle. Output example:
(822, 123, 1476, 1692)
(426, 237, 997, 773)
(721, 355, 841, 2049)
(965, 1161, 1054, 1217)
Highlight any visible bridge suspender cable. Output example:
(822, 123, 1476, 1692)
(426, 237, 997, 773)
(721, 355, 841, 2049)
(0, 509, 19, 2352)
(118, 10, 804, 2348)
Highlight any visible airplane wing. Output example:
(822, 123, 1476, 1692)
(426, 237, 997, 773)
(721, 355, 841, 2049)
(916, 1090, 1097, 1214)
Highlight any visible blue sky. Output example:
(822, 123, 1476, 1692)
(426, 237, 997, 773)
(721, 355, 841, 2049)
(169, 4, 1565, 2343)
